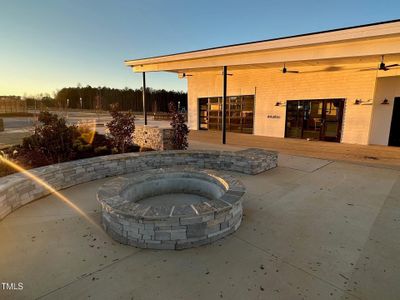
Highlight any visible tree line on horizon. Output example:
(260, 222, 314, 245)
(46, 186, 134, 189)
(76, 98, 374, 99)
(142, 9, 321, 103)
(24, 86, 187, 112)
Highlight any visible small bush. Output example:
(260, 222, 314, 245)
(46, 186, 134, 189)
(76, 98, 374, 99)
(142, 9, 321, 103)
(106, 104, 135, 153)
(91, 133, 112, 149)
(169, 102, 189, 150)
(0, 151, 15, 177)
(0, 163, 14, 177)
(94, 146, 110, 155)
(76, 120, 97, 144)
(22, 111, 79, 164)
(73, 137, 93, 159)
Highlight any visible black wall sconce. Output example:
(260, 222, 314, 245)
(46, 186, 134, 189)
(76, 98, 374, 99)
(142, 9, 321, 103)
(178, 73, 193, 78)
(354, 99, 373, 105)
(381, 98, 390, 105)
(275, 101, 286, 107)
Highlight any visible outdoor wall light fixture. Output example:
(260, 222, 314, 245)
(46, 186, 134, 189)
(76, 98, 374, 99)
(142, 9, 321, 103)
(178, 73, 193, 79)
(381, 98, 390, 105)
(275, 101, 286, 107)
(354, 99, 373, 105)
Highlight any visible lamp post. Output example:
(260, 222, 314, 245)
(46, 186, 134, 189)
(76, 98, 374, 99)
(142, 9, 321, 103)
(80, 97, 83, 109)
(66, 98, 69, 118)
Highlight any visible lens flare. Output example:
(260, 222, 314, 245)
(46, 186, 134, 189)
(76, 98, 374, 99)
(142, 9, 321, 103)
(0, 155, 101, 230)
(77, 119, 97, 144)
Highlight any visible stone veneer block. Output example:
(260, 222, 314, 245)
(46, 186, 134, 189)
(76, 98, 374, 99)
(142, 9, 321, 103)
(133, 125, 174, 150)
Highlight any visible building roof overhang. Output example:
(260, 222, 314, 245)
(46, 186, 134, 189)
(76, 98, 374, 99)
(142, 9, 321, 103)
(125, 19, 400, 73)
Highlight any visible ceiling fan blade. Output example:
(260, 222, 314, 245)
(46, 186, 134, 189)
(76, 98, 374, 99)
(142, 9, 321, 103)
(324, 66, 343, 72)
(300, 66, 350, 74)
(386, 64, 400, 68)
(359, 68, 377, 72)
(287, 70, 299, 73)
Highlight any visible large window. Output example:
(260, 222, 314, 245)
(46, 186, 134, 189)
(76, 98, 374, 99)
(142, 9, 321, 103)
(285, 99, 345, 142)
(198, 95, 254, 134)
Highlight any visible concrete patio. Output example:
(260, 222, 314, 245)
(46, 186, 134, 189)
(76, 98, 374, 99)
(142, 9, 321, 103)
(1, 142, 399, 299)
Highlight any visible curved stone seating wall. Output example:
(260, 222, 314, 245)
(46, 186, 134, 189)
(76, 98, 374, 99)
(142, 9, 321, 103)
(0, 148, 277, 221)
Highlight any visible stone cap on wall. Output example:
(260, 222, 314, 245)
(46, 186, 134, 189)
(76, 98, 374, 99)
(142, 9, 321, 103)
(0, 148, 277, 221)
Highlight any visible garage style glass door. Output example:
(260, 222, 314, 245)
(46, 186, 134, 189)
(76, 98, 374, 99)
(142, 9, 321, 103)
(198, 95, 254, 134)
(285, 99, 345, 142)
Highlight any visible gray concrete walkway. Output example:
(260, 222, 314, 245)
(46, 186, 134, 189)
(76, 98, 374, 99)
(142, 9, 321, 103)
(0, 147, 399, 299)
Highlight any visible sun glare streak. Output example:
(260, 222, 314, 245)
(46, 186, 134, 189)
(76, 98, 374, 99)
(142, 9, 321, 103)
(77, 119, 97, 144)
(0, 156, 101, 230)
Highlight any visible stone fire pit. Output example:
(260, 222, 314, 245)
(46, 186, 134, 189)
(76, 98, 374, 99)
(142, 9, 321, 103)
(97, 168, 245, 249)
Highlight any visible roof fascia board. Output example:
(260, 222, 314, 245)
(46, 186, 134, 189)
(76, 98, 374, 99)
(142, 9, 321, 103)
(131, 35, 400, 72)
(125, 21, 400, 67)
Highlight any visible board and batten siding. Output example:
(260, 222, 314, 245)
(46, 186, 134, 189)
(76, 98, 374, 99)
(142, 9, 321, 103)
(187, 65, 378, 145)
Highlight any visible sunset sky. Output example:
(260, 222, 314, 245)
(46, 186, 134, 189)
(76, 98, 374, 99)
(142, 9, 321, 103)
(1, 0, 399, 96)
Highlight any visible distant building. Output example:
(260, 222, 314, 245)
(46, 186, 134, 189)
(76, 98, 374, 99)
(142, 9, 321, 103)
(0, 96, 27, 113)
(126, 20, 400, 146)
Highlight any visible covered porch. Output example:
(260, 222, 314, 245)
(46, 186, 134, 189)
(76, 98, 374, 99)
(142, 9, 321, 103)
(126, 20, 400, 146)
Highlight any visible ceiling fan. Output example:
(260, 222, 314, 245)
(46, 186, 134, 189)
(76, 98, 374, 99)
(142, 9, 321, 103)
(178, 73, 193, 79)
(361, 55, 399, 71)
(282, 63, 299, 74)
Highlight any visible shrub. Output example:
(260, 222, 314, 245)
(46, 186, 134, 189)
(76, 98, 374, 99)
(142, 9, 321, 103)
(10, 145, 50, 168)
(0, 151, 15, 177)
(106, 103, 135, 153)
(73, 132, 114, 158)
(94, 146, 110, 156)
(0, 162, 14, 177)
(21, 111, 79, 164)
(76, 120, 96, 144)
(91, 133, 112, 149)
(73, 137, 93, 159)
(169, 102, 189, 150)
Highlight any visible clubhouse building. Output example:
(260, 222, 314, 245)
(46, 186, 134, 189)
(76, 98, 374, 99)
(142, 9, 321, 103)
(125, 20, 400, 146)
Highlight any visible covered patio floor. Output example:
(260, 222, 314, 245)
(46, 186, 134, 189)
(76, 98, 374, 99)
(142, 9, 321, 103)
(189, 130, 400, 169)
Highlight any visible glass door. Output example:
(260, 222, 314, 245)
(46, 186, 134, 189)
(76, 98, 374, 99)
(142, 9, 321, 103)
(302, 100, 324, 140)
(321, 99, 345, 142)
(241, 95, 254, 134)
(285, 99, 345, 142)
(285, 101, 303, 138)
(198, 98, 208, 130)
(208, 97, 222, 130)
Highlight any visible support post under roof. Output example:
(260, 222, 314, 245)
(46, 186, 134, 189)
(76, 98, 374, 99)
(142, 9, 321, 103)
(222, 66, 227, 145)
(142, 72, 147, 125)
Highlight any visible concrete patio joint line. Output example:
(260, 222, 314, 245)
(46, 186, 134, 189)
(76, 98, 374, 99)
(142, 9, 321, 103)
(232, 235, 362, 300)
(36, 249, 145, 299)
